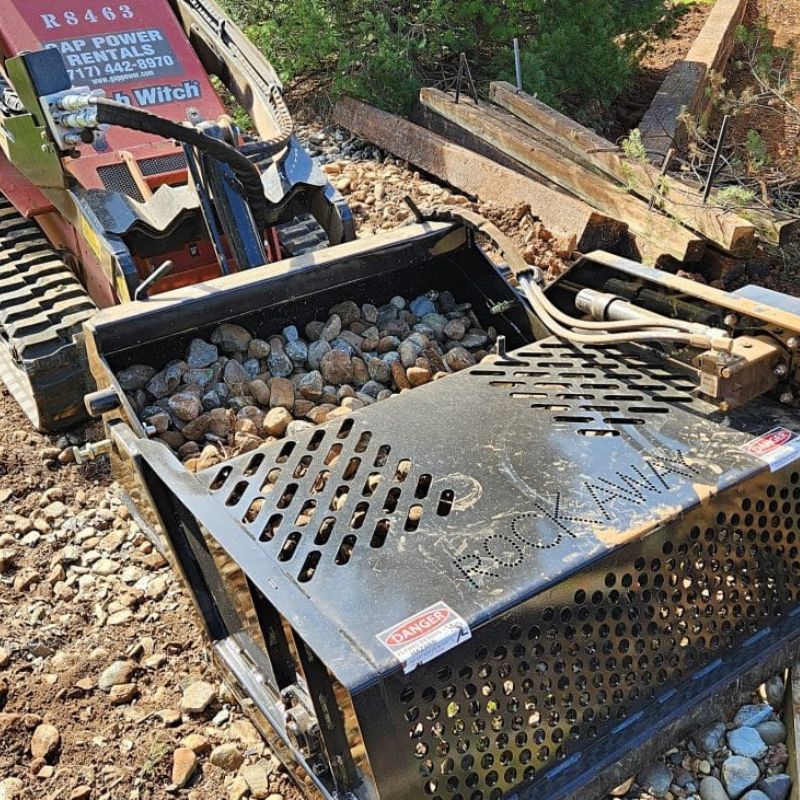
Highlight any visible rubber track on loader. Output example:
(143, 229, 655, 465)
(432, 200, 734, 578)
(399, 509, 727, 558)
(0, 194, 97, 431)
(276, 213, 330, 256)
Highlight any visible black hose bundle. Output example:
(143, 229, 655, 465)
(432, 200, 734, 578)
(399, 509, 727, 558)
(92, 97, 268, 228)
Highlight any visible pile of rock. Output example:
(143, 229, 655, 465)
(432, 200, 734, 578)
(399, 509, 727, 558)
(623, 675, 792, 800)
(116, 291, 497, 472)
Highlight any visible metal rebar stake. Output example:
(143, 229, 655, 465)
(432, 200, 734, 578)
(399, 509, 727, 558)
(514, 38, 522, 93)
(703, 114, 730, 204)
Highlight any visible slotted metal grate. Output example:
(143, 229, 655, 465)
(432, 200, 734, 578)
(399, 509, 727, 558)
(470, 341, 704, 436)
(202, 416, 455, 585)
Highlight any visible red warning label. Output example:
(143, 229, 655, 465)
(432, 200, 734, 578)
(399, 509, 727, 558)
(378, 602, 470, 674)
(741, 427, 800, 472)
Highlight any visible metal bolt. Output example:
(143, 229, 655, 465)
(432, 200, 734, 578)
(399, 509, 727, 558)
(774, 364, 789, 378)
(787, 337, 799, 350)
(780, 392, 794, 404)
(723, 314, 738, 327)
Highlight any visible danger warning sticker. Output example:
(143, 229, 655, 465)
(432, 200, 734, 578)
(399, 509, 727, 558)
(377, 602, 471, 674)
(741, 427, 800, 472)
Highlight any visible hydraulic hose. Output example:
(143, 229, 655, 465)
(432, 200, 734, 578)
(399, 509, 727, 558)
(91, 97, 268, 228)
(410, 203, 731, 351)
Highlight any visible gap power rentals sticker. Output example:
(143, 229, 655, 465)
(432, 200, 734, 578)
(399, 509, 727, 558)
(741, 427, 800, 472)
(377, 602, 471, 674)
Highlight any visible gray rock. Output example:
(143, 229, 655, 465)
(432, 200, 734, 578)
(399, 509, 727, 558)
(99, 660, 135, 690)
(117, 364, 157, 391)
(202, 390, 222, 411)
(700, 776, 730, 800)
(637, 761, 672, 798)
(722, 756, 760, 799)
(360, 380, 386, 398)
(330, 337, 355, 356)
(734, 704, 774, 728)
(184, 368, 215, 389)
(461, 331, 489, 348)
(211, 323, 251, 353)
(282, 325, 300, 342)
(439, 290, 456, 312)
(727, 727, 768, 759)
(765, 675, 785, 710)
(223, 360, 250, 395)
(297, 371, 323, 400)
(329, 300, 361, 326)
(305, 320, 325, 341)
(320, 314, 342, 342)
(755, 720, 786, 745)
(409, 296, 436, 317)
(421, 312, 448, 336)
(267, 351, 293, 378)
(381, 350, 400, 365)
(758, 774, 792, 800)
(741, 793, 770, 800)
(399, 339, 421, 368)
(186, 338, 218, 368)
(286, 339, 309, 365)
(376, 304, 397, 327)
(443, 318, 466, 341)
(362, 303, 378, 324)
(444, 346, 475, 371)
(146, 361, 187, 398)
(286, 420, 315, 437)
(243, 358, 260, 379)
(389, 295, 406, 310)
(307, 339, 332, 371)
(168, 392, 202, 421)
(367, 357, 391, 384)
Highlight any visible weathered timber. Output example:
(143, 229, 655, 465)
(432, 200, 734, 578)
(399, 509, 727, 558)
(489, 80, 756, 255)
(638, 0, 747, 159)
(333, 97, 629, 254)
(419, 88, 705, 262)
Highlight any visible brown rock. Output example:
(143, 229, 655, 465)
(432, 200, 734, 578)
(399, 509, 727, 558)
(159, 431, 186, 450)
(209, 742, 244, 772)
(168, 392, 202, 422)
(197, 445, 222, 471)
(109, 683, 138, 705)
(269, 377, 295, 410)
(208, 408, 235, 438)
(181, 414, 211, 441)
(237, 406, 266, 429)
(391, 361, 410, 390)
(182, 733, 211, 755)
(407, 366, 432, 387)
(320, 350, 353, 386)
(263, 407, 292, 437)
(30, 723, 60, 760)
(306, 404, 336, 424)
(234, 432, 263, 453)
(351, 357, 369, 386)
(69, 786, 92, 800)
(293, 399, 315, 418)
(249, 379, 271, 406)
(181, 680, 216, 713)
(444, 346, 476, 371)
(172, 747, 197, 787)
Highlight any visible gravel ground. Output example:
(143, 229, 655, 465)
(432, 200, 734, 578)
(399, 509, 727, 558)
(0, 128, 795, 800)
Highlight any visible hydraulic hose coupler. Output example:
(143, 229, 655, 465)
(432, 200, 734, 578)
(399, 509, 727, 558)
(57, 107, 99, 129)
(54, 93, 95, 112)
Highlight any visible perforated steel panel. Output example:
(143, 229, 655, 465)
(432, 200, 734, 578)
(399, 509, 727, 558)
(370, 463, 800, 800)
(116, 333, 800, 800)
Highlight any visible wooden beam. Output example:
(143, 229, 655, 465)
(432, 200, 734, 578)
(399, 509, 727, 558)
(419, 88, 705, 263)
(333, 97, 629, 255)
(638, 0, 747, 159)
(489, 80, 756, 256)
